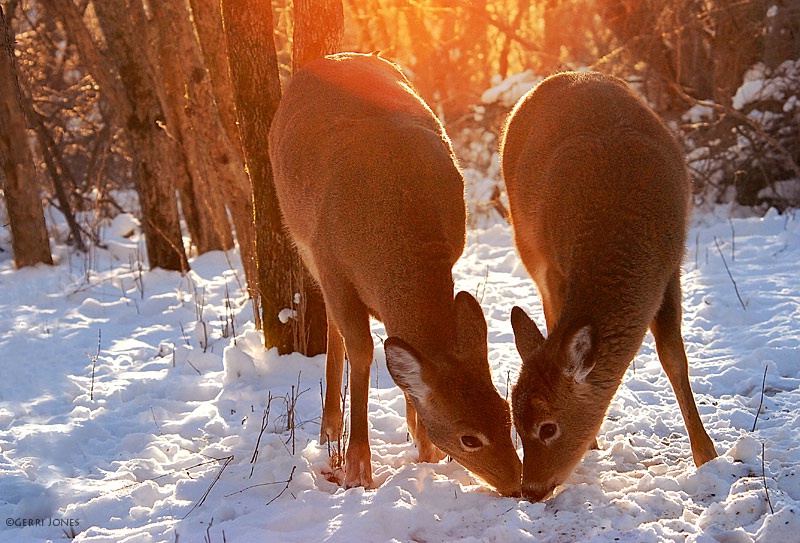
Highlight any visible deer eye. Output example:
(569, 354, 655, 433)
(538, 422, 559, 443)
(460, 435, 484, 451)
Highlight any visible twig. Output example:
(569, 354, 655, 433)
(249, 394, 272, 478)
(475, 267, 489, 304)
(225, 466, 298, 498)
(89, 329, 101, 400)
(671, 82, 800, 181)
(287, 372, 307, 455)
(195, 287, 209, 353)
(185, 359, 201, 375)
(289, 382, 297, 455)
(265, 466, 296, 506)
(102, 457, 228, 497)
(183, 455, 234, 519)
(752, 366, 768, 432)
(714, 237, 746, 310)
(222, 281, 236, 340)
(694, 232, 700, 271)
(761, 442, 774, 515)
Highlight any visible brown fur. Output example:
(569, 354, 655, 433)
(269, 53, 521, 495)
(500, 71, 717, 501)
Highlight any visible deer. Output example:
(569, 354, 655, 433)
(269, 52, 521, 496)
(499, 71, 718, 501)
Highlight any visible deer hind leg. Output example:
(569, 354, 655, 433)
(320, 311, 345, 445)
(404, 397, 445, 463)
(651, 272, 718, 467)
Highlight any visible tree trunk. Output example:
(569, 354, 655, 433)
(288, 0, 347, 355)
(221, 0, 318, 354)
(150, 0, 233, 255)
(0, 5, 53, 268)
(29, 108, 87, 251)
(711, 0, 766, 108)
(39, 0, 129, 122)
(92, 0, 189, 272)
(292, 0, 344, 72)
(189, 0, 259, 316)
(764, 0, 800, 69)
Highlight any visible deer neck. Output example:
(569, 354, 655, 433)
(381, 279, 458, 360)
(557, 293, 652, 391)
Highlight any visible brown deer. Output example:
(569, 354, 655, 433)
(269, 52, 521, 495)
(500, 71, 718, 501)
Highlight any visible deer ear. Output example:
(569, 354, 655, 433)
(454, 291, 488, 359)
(562, 325, 597, 383)
(510, 306, 545, 361)
(385, 337, 431, 407)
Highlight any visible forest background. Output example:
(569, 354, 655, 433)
(1, 0, 799, 357)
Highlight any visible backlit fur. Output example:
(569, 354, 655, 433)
(501, 71, 718, 501)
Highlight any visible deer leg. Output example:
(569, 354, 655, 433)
(337, 305, 375, 489)
(320, 311, 345, 445)
(651, 273, 718, 467)
(405, 396, 445, 463)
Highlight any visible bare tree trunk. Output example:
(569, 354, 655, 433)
(188, 0, 260, 316)
(292, 0, 344, 72)
(288, 0, 346, 355)
(499, 0, 530, 78)
(0, 5, 53, 268)
(29, 108, 87, 251)
(711, 0, 766, 107)
(39, 0, 128, 120)
(150, 0, 233, 255)
(221, 0, 311, 354)
(92, 0, 189, 272)
(764, 0, 800, 69)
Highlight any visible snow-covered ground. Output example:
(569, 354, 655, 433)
(1, 204, 798, 543)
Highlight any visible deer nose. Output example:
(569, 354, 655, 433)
(521, 482, 554, 502)
(497, 484, 521, 498)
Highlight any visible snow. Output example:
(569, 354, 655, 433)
(481, 70, 542, 108)
(731, 60, 800, 111)
(1, 205, 799, 543)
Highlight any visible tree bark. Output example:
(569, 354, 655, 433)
(91, 0, 189, 272)
(187, 0, 259, 317)
(292, 0, 344, 72)
(288, 0, 347, 355)
(0, 5, 53, 268)
(711, 0, 766, 108)
(149, 0, 233, 255)
(221, 0, 317, 354)
(29, 108, 87, 251)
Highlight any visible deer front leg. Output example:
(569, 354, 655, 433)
(333, 304, 374, 489)
(405, 396, 445, 463)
